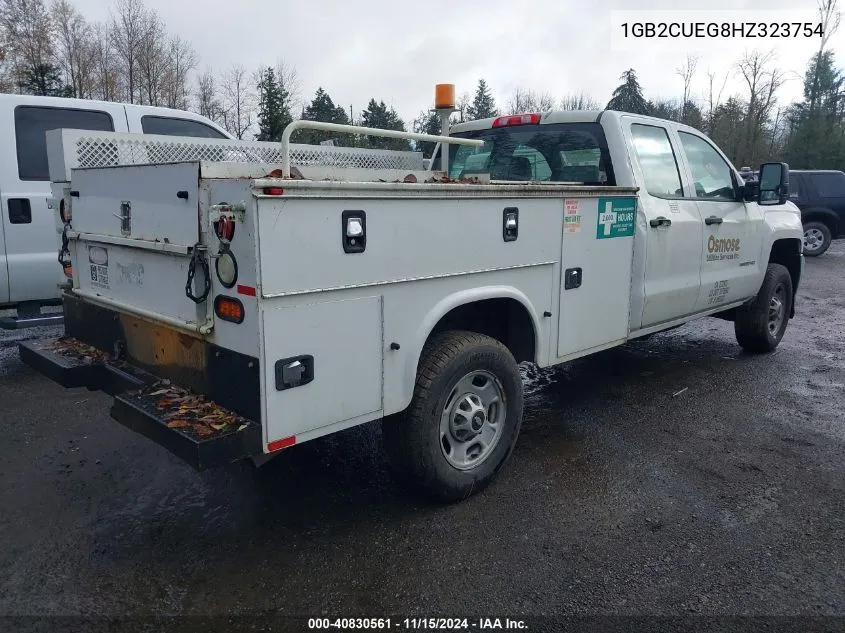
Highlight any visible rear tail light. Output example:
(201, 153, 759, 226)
(492, 113, 541, 127)
(263, 187, 284, 196)
(214, 296, 245, 324)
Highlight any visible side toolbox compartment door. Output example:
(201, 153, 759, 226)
(261, 296, 384, 443)
(556, 196, 636, 358)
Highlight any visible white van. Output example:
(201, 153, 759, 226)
(0, 94, 232, 328)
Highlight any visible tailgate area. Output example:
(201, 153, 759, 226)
(67, 162, 208, 331)
(19, 295, 263, 470)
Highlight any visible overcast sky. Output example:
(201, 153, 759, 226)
(73, 0, 841, 123)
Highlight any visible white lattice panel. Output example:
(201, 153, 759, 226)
(46, 129, 424, 182)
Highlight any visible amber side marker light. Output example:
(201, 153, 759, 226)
(214, 296, 245, 324)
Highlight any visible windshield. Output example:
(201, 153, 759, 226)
(447, 122, 615, 185)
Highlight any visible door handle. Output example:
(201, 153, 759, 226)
(649, 216, 671, 228)
(705, 216, 723, 225)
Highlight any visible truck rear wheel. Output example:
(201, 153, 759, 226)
(382, 330, 524, 503)
(734, 263, 793, 354)
(803, 221, 832, 257)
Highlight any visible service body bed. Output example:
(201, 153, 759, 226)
(22, 158, 639, 468)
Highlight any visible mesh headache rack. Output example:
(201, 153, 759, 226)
(46, 121, 483, 184)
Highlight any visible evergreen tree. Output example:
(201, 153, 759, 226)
(298, 87, 350, 145)
(360, 99, 410, 151)
(18, 63, 73, 97)
(466, 79, 497, 120)
(784, 51, 845, 169)
(606, 69, 649, 115)
(256, 66, 292, 142)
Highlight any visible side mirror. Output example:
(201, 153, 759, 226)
(757, 162, 789, 205)
(740, 179, 759, 202)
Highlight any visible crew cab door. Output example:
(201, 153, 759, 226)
(676, 131, 764, 310)
(625, 120, 704, 328)
(3, 103, 125, 304)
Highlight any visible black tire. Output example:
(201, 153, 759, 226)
(382, 330, 524, 503)
(802, 221, 832, 257)
(734, 263, 793, 354)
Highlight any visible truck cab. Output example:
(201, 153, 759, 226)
(446, 111, 803, 333)
(0, 94, 231, 329)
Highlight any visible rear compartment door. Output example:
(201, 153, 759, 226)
(260, 296, 384, 444)
(68, 162, 205, 328)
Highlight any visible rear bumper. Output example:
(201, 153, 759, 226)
(19, 296, 263, 471)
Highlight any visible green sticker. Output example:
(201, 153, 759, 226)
(596, 197, 636, 239)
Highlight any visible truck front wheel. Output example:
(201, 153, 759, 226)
(382, 331, 524, 503)
(734, 263, 794, 354)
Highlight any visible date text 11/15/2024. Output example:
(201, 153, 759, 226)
(308, 618, 529, 630)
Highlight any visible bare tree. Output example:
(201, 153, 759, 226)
(195, 67, 222, 122)
(737, 49, 785, 163)
(51, 0, 95, 98)
(164, 34, 196, 109)
(0, 0, 55, 89)
(705, 67, 729, 135)
(507, 88, 555, 114)
(109, 0, 145, 103)
(455, 91, 471, 123)
(274, 58, 301, 113)
(559, 93, 600, 110)
(91, 21, 118, 101)
(676, 54, 699, 120)
(816, 0, 841, 54)
(136, 7, 168, 106)
(221, 63, 253, 139)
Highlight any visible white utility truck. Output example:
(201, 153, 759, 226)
(20, 108, 803, 502)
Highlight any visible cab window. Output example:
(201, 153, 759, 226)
(630, 124, 684, 198)
(15, 106, 115, 181)
(141, 116, 228, 139)
(447, 122, 614, 185)
(678, 131, 736, 201)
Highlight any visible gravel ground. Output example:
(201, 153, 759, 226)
(1, 243, 844, 632)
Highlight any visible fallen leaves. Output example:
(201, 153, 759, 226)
(133, 381, 251, 439)
(49, 337, 109, 365)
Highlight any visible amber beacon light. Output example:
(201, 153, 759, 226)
(435, 83, 456, 110)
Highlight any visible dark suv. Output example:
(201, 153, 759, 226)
(788, 170, 845, 256)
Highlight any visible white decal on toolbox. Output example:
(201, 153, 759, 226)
(564, 199, 582, 234)
(88, 245, 109, 289)
(117, 262, 145, 285)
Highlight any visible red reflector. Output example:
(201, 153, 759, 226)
(268, 436, 296, 452)
(263, 187, 284, 196)
(492, 113, 541, 127)
(236, 284, 256, 297)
